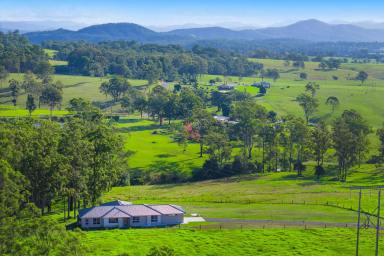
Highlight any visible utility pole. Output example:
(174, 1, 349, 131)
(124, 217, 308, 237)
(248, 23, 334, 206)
(356, 189, 362, 256)
(375, 190, 381, 256)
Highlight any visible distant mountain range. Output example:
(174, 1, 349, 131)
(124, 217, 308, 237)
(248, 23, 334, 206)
(0, 20, 86, 33)
(22, 19, 384, 44)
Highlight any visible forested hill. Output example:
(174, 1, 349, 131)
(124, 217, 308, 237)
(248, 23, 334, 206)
(0, 32, 50, 74)
(25, 19, 384, 44)
(26, 23, 188, 44)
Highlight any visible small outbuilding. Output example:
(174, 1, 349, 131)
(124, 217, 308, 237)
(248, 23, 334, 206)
(252, 81, 271, 88)
(218, 84, 235, 91)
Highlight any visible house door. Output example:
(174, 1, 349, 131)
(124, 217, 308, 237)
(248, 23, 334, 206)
(123, 218, 130, 227)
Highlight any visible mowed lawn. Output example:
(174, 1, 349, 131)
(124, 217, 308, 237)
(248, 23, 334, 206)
(80, 228, 382, 256)
(116, 117, 206, 173)
(0, 105, 68, 117)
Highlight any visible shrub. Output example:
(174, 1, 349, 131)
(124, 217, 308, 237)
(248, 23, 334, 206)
(315, 165, 325, 178)
(147, 246, 175, 256)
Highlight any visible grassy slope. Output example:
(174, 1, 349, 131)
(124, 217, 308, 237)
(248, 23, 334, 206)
(0, 73, 147, 108)
(117, 117, 205, 173)
(104, 165, 384, 223)
(200, 63, 384, 129)
(81, 228, 381, 256)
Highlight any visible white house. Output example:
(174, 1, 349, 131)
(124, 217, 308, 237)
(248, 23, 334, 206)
(78, 201, 185, 229)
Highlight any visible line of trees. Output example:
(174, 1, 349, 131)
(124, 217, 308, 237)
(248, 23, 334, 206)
(3, 72, 64, 117)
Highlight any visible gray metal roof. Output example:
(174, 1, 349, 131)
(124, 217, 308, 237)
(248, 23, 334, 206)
(147, 205, 185, 215)
(117, 205, 161, 217)
(80, 206, 114, 218)
(100, 200, 132, 206)
(103, 208, 131, 218)
(79, 203, 168, 219)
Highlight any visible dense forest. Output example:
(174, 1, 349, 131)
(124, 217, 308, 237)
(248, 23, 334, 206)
(0, 32, 51, 75)
(43, 41, 263, 80)
(193, 39, 384, 61)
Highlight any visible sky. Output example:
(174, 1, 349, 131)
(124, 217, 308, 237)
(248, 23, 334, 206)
(0, 0, 383, 28)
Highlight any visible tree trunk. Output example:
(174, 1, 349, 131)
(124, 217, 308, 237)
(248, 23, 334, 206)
(200, 142, 203, 157)
(63, 197, 66, 221)
(262, 140, 265, 173)
(159, 116, 163, 126)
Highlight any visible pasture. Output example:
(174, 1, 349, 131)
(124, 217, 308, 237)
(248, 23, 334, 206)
(80, 228, 381, 256)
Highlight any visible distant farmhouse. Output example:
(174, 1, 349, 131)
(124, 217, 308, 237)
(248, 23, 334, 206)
(214, 115, 238, 125)
(79, 201, 185, 229)
(252, 81, 271, 88)
(218, 84, 235, 91)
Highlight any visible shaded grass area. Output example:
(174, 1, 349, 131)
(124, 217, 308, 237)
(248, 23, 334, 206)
(80, 228, 381, 256)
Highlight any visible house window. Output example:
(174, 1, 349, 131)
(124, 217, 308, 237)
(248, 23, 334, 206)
(85, 219, 89, 225)
(109, 218, 118, 223)
(151, 216, 158, 223)
(132, 217, 140, 223)
(93, 218, 100, 225)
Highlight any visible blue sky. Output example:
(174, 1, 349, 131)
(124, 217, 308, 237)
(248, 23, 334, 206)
(0, 0, 383, 27)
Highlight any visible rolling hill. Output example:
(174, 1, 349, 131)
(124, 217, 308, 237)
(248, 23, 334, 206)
(24, 19, 384, 44)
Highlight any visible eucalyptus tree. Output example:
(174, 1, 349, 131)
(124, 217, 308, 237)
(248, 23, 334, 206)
(232, 100, 267, 159)
(326, 96, 340, 113)
(26, 94, 36, 116)
(147, 85, 170, 125)
(86, 124, 125, 206)
(356, 71, 368, 84)
(333, 110, 370, 181)
(310, 121, 331, 178)
(296, 92, 319, 124)
(8, 79, 20, 106)
(59, 118, 92, 218)
(40, 82, 63, 118)
(191, 108, 215, 157)
(99, 76, 131, 102)
(284, 116, 309, 174)
(305, 82, 320, 97)
(205, 130, 232, 168)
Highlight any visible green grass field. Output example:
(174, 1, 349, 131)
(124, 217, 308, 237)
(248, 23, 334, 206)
(80, 228, 382, 256)
(104, 164, 383, 222)
(116, 117, 206, 174)
(0, 73, 148, 108)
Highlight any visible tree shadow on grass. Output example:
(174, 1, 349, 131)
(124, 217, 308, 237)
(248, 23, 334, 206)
(118, 118, 143, 124)
(156, 153, 176, 158)
(117, 123, 162, 133)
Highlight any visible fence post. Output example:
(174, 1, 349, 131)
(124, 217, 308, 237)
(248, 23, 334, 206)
(220, 225, 222, 230)
(199, 225, 201, 230)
